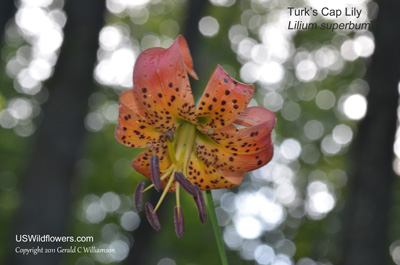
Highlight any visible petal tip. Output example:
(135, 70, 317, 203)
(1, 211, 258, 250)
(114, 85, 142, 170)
(174, 35, 198, 80)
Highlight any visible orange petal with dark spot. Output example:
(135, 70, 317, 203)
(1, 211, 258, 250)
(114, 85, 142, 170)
(195, 138, 273, 173)
(186, 153, 244, 190)
(195, 106, 275, 172)
(196, 65, 254, 130)
(115, 89, 163, 148)
(132, 35, 198, 131)
(209, 106, 276, 153)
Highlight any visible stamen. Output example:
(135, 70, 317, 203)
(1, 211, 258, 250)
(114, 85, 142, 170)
(174, 172, 196, 196)
(145, 202, 161, 231)
(193, 185, 207, 223)
(153, 170, 176, 213)
(143, 169, 174, 193)
(176, 182, 181, 210)
(161, 164, 175, 173)
(134, 181, 145, 212)
(174, 206, 185, 238)
(150, 155, 162, 192)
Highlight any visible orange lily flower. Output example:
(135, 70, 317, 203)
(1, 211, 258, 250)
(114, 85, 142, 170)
(115, 35, 275, 237)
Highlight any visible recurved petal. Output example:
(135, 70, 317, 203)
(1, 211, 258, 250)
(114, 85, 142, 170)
(195, 106, 275, 172)
(233, 106, 276, 129)
(186, 153, 244, 190)
(196, 139, 273, 173)
(196, 65, 254, 130)
(175, 35, 198, 80)
(132, 142, 172, 188)
(115, 89, 163, 148)
(209, 106, 276, 153)
(132, 35, 198, 131)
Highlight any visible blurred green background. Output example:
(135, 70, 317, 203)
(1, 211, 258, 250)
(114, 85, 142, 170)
(1, 0, 400, 265)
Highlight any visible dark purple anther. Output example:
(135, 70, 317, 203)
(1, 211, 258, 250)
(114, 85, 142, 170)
(134, 181, 145, 212)
(193, 185, 206, 223)
(145, 202, 161, 231)
(150, 155, 162, 192)
(174, 206, 185, 238)
(163, 131, 174, 142)
(174, 172, 196, 196)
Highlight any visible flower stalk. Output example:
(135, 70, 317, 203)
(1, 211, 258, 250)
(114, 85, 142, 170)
(204, 190, 229, 265)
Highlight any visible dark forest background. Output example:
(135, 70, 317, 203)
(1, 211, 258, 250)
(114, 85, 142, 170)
(1, 0, 400, 264)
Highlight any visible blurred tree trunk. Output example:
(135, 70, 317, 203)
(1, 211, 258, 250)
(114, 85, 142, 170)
(182, 0, 209, 61)
(0, 0, 15, 44)
(7, 1, 105, 265)
(123, 1, 210, 264)
(340, 1, 400, 264)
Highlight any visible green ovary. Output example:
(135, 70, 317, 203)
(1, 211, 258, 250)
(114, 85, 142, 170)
(170, 122, 197, 175)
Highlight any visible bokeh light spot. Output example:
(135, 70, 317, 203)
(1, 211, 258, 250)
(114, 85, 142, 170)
(342, 94, 367, 120)
(199, 16, 220, 37)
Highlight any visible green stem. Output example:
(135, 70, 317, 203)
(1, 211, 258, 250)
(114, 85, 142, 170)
(204, 190, 229, 265)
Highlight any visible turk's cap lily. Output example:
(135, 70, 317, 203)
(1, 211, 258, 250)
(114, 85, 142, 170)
(115, 35, 275, 237)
